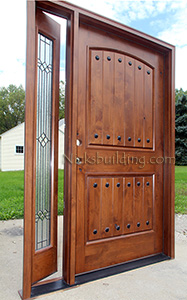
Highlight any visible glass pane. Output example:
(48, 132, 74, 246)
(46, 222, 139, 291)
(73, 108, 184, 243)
(35, 33, 53, 251)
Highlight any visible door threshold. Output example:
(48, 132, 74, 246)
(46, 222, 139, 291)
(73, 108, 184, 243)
(19, 253, 170, 299)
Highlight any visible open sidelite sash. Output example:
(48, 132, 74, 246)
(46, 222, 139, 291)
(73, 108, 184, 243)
(23, 8, 60, 298)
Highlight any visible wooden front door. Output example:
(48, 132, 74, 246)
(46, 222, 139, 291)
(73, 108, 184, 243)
(76, 22, 165, 274)
(24, 1, 175, 298)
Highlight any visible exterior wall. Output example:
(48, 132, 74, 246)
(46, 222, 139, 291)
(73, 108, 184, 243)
(1, 123, 25, 171)
(0, 120, 65, 171)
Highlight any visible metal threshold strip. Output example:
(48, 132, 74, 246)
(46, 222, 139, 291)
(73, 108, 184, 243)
(19, 253, 170, 299)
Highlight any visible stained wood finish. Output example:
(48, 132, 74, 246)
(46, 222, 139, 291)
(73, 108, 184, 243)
(23, 4, 60, 297)
(87, 175, 153, 242)
(63, 11, 79, 286)
(113, 177, 123, 236)
(36, 0, 175, 276)
(88, 50, 153, 148)
(23, 1, 36, 298)
(87, 177, 102, 241)
(31, 10, 60, 284)
(76, 20, 169, 275)
(123, 177, 134, 234)
(24, 1, 175, 297)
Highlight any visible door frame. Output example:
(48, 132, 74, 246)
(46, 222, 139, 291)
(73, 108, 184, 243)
(23, 1, 175, 299)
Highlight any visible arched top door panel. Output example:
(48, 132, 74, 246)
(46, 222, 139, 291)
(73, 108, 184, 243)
(87, 49, 154, 149)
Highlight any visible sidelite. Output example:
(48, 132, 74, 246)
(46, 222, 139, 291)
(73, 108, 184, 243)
(35, 33, 53, 251)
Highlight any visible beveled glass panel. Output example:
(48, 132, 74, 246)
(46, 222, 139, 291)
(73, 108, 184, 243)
(35, 33, 53, 251)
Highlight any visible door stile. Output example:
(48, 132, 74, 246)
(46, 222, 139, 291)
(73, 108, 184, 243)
(63, 10, 79, 286)
(163, 49, 175, 258)
(23, 0, 36, 299)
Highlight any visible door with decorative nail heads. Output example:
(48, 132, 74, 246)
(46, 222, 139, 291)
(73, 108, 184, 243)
(76, 22, 165, 274)
(24, 2, 175, 298)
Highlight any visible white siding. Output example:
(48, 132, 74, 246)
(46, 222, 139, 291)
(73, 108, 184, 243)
(1, 123, 25, 171)
(0, 120, 65, 171)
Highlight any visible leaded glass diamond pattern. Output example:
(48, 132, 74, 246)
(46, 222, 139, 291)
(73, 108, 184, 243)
(36, 209, 50, 222)
(35, 33, 53, 251)
(38, 58, 52, 74)
(37, 132, 50, 148)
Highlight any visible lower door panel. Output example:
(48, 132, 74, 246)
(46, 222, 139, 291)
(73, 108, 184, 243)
(85, 231, 155, 272)
(87, 175, 154, 241)
(76, 173, 163, 274)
